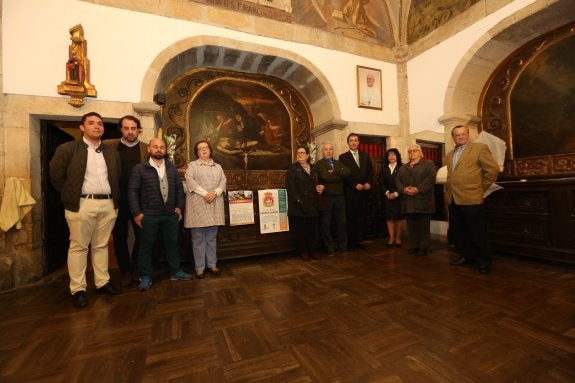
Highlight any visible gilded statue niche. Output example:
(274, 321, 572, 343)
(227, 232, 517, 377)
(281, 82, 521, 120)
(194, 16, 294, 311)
(57, 24, 97, 108)
(480, 21, 575, 179)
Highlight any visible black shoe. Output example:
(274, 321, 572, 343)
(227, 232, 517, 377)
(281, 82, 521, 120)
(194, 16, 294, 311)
(208, 267, 221, 276)
(416, 249, 428, 256)
(478, 265, 491, 275)
(356, 243, 367, 250)
(195, 272, 205, 280)
(96, 282, 122, 295)
(449, 257, 469, 266)
(72, 291, 88, 308)
(408, 248, 419, 256)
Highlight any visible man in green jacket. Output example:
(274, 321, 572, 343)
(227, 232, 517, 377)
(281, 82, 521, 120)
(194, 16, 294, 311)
(50, 112, 122, 308)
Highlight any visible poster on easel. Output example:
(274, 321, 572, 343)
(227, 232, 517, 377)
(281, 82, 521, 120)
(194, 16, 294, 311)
(258, 189, 289, 234)
(228, 190, 255, 226)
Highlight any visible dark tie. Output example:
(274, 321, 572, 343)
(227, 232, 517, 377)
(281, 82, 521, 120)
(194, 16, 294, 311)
(328, 159, 334, 169)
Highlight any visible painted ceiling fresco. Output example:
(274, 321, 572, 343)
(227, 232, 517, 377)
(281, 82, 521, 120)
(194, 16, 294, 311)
(407, 0, 482, 43)
(190, 0, 479, 48)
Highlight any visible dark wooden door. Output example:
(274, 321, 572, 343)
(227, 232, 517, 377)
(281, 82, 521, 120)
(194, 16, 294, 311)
(41, 121, 74, 274)
(359, 137, 386, 239)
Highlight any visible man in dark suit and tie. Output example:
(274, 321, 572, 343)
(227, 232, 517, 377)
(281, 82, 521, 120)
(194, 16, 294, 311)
(339, 133, 373, 250)
(445, 125, 499, 274)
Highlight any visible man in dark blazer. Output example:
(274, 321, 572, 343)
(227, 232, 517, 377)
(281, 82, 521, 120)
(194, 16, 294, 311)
(339, 133, 373, 250)
(104, 115, 148, 286)
(445, 125, 499, 274)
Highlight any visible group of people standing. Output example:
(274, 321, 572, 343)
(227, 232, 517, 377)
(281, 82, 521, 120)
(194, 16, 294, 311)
(51, 114, 498, 309)
(286, 127, 499, 276)
(50, 112, 226, 308)
(286, 133, 374, 260)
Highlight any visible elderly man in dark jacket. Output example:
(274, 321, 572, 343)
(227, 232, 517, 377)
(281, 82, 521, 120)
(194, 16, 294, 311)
(128, 138, 191, 291)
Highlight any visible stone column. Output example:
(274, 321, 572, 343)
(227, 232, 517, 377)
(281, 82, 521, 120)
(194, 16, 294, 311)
(133, 102, 161, 143)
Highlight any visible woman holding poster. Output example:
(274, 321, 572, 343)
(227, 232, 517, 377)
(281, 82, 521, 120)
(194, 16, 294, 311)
(184, 140, 227, 279)
(285, 146, 325, 262)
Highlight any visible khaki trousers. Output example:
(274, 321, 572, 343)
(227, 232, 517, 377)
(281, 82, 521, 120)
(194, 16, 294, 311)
(64, 198, 117, 294)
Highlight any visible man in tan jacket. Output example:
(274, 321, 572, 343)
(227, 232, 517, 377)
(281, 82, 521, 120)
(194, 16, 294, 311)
(445, 125, 499, 274)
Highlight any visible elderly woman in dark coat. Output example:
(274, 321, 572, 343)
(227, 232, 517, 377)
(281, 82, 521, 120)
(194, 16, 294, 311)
(286, 146, 325, 261)
(396, 144, 437, 256)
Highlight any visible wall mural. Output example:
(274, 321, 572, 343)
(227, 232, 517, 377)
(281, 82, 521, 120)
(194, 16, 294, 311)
(407, 0, 481, 43)
(510, 33, 575, 157)
(193, 0, 395, 46)
(161, 69, 312, 187)
(189, 80, 293, 171)
(86, 0, 485, 47)
(480, 22, 575, 179)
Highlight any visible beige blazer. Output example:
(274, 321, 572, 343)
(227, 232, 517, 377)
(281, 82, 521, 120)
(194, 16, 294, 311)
(445, 142, 499, 205)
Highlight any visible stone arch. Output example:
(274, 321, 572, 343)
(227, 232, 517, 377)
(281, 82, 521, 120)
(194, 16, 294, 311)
(140, 36, 343, 131)
(440, 0, 575, 143)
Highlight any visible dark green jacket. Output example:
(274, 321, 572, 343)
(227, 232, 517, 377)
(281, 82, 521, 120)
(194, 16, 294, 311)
(49, 140, 121, 212)
(315, 158, 350, 196)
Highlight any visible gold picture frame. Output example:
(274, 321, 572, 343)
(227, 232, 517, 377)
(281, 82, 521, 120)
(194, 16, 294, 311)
(357, 65, 382, 110)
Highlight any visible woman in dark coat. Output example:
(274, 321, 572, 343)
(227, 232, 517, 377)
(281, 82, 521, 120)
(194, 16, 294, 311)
(396, 144, 436, 256)
(381, 148, 403, 247)
(286, 146, 325, 261)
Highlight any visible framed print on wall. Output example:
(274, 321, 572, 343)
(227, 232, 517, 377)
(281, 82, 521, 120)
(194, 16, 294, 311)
(357, 65, 382, 110)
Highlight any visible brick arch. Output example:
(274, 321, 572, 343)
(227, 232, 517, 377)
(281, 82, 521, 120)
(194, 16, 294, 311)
(140, 35, 342, 129)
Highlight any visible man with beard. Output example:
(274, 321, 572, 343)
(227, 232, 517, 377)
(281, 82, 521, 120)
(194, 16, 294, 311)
(104, 115, 148, 286)
(128, 138, 191, 291)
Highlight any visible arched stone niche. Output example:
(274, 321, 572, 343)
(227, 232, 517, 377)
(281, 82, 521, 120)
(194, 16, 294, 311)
(147, 40, 342, 135)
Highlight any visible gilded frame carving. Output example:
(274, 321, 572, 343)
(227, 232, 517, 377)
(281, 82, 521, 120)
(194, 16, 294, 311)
(480, 21, 575, 179)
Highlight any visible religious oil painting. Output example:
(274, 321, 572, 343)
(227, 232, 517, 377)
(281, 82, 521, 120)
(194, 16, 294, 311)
(189, 79, 292, 171)
(357, 65, 382, 110)
(510, 33, 575, 157)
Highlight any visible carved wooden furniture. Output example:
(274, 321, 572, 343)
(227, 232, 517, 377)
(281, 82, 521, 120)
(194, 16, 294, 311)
(485, 178, 575, 265)
(480, 22, 575, 264)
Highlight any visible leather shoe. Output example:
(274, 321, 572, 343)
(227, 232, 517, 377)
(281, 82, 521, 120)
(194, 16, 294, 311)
(195, 272, 205, 280)
(356, 243, 367, 250)
(478, 265, 491, 275)
(416, 249, 428, 256)
(72, 291, 88, 308)
(96, 283, 121, 295)
(449, 257, 468, 266)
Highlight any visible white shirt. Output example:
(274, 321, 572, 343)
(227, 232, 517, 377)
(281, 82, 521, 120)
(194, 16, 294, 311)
(81, 137, 112, 195)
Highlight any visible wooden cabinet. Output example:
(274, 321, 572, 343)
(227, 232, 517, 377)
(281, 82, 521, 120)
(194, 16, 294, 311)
(485, 178, 575, 265)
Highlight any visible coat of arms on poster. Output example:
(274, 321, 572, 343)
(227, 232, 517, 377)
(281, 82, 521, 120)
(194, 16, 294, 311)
(57, 24, 97, 108)
(193, 0, 292, 22)
(258, 189, 289, 234)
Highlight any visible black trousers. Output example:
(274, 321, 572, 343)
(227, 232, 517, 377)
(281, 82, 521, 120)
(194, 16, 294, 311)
(405, 213, 431, 251)
(112, 195, 140, 273)
(345, 193, 368, 248)
(449, 202, 491, 267)
(289, 215, 320, 256)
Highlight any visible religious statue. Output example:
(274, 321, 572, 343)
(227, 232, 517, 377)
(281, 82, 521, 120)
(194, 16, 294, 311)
(57, 24, 97, 107)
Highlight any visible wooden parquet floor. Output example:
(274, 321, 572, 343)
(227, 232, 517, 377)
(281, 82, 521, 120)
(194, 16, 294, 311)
(1, 240, 575, 383)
